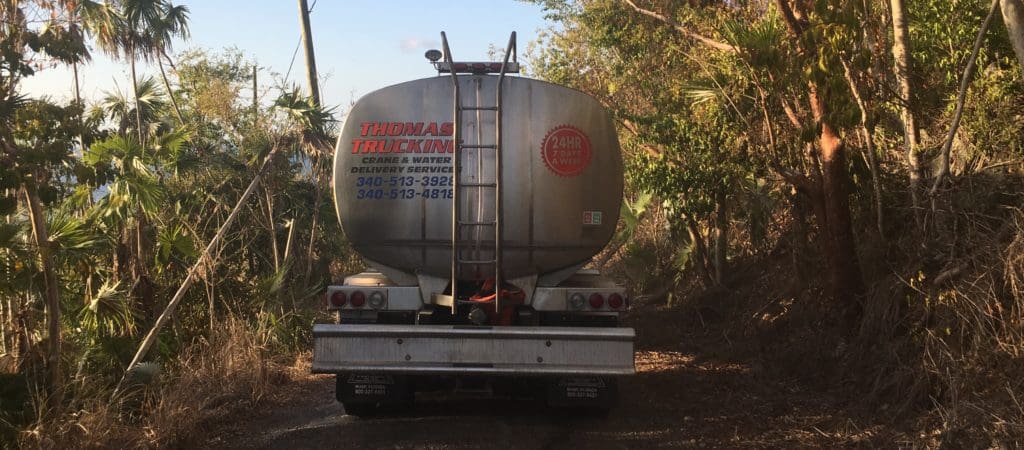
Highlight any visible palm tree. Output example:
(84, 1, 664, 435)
(100, 76, 169, 137)
(148, 3, 190, 125)
(273, 89, 334, 283)
(80, 0, 189, 145)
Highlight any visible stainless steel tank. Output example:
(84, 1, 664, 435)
(333, 75, 623, 281)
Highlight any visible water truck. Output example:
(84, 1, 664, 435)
(312, 32, 635, 415)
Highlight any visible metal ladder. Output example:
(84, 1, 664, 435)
(441, 32, 517, 313)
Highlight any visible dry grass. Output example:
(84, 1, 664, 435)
(19, 316, 300, 449)
(852, 198, 1024, 447)
(908, 209, 1024, 448)
(614, 177, 1024, 447)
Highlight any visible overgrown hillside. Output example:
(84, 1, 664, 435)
(530, 0, 1024, 446)
(2, 0, 1024, 448)
(0, 1, 351, 447)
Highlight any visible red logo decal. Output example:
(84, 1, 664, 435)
(541, 125, 592, 177)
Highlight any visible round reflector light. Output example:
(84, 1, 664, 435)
(329, 291, 347, 307)
(350, 291, 366, 308)
(368, 291, 386, 309)
(608, 293, 624, 309)
(569, 293, 585, 310)
(589, 293, 604, 309)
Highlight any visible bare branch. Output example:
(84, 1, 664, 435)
(620, 119, 668, 158)
(621, 0, 735, 52)
(774, 0, 807, 36)
(930, 0, 1001, 196)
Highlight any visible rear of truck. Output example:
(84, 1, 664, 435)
(312, 33, 634, 413)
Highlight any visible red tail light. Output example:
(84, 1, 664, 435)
(589, 293, 604, 309)
(350, 291, 366, 308)
(453, 63, 468, 71)
(330, 291, 347, 307)
(490, 62, 503, 72)
(608, 293, 624, 309)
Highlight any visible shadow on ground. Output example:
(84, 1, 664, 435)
(201, 302, 897, 449)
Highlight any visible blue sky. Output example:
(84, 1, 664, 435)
(21, 0, 551, 113)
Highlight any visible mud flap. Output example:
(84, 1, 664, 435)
(336, 373, 411, 405)
(544, 376, 617, 409)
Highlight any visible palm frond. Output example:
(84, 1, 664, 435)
(679, 81, 719, 105)
(78, 280, 138, 337)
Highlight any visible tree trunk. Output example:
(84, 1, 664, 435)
(0, 297, 7, 357)
(158, 55, 186, 126)
(931, 0, 1002, 196)
(129, 48, 145, 147)
(841, 58, 886, 240)
(133, 214, 155, 319)
(816, 114, 866, 314)
(303, 157, 323, 284)
(117, 148, 281, 393)
(1002, 0, 1024, 79)
(890, 0, 923, 222)
(23, 184, 62, 411)
(713, 190, 728, 285)
(776, 0, 865, 317)
(813, 82, 865, 307)
(264, 187, 279, 271)
(684, 215, 714, 288)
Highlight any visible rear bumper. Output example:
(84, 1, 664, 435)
(312, 324, 635, 376)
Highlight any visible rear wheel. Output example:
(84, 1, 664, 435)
(341, 402, 378, 417)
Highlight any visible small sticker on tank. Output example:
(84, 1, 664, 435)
(583, 211, 602, 226)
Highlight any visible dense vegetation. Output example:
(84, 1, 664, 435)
(527, 0, 1024, 445)
(0, 1, 349, 446)
(1, 0, 1024, 447)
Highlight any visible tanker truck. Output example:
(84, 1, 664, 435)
(312, 32, 635, 415)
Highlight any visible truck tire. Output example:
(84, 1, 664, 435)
(342, 402, 377, 417)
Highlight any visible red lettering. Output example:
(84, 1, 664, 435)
(423, 122, 438, 136)
(426, 139, 440, 153)
(407, 139, 422, 153)
(364, 140, 378, 153)
(360, 123, 372, 137)
(371, 122, 388, 136)
(351, 139, 363, 154)
(440, 122, 453, 136)
(403, 122, 424, 136)
(388, 122, 403, 136)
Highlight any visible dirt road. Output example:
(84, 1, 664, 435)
(201, 305, 901, 449)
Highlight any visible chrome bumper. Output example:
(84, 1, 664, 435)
(312, 324, 635, 376)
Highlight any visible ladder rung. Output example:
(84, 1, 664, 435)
(460, 106, 498, 111)
(458, 221, 497, 226)
(458, 259, 497, 265)
(458, 182, 497, 188)
(459, 144, 497, 149)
